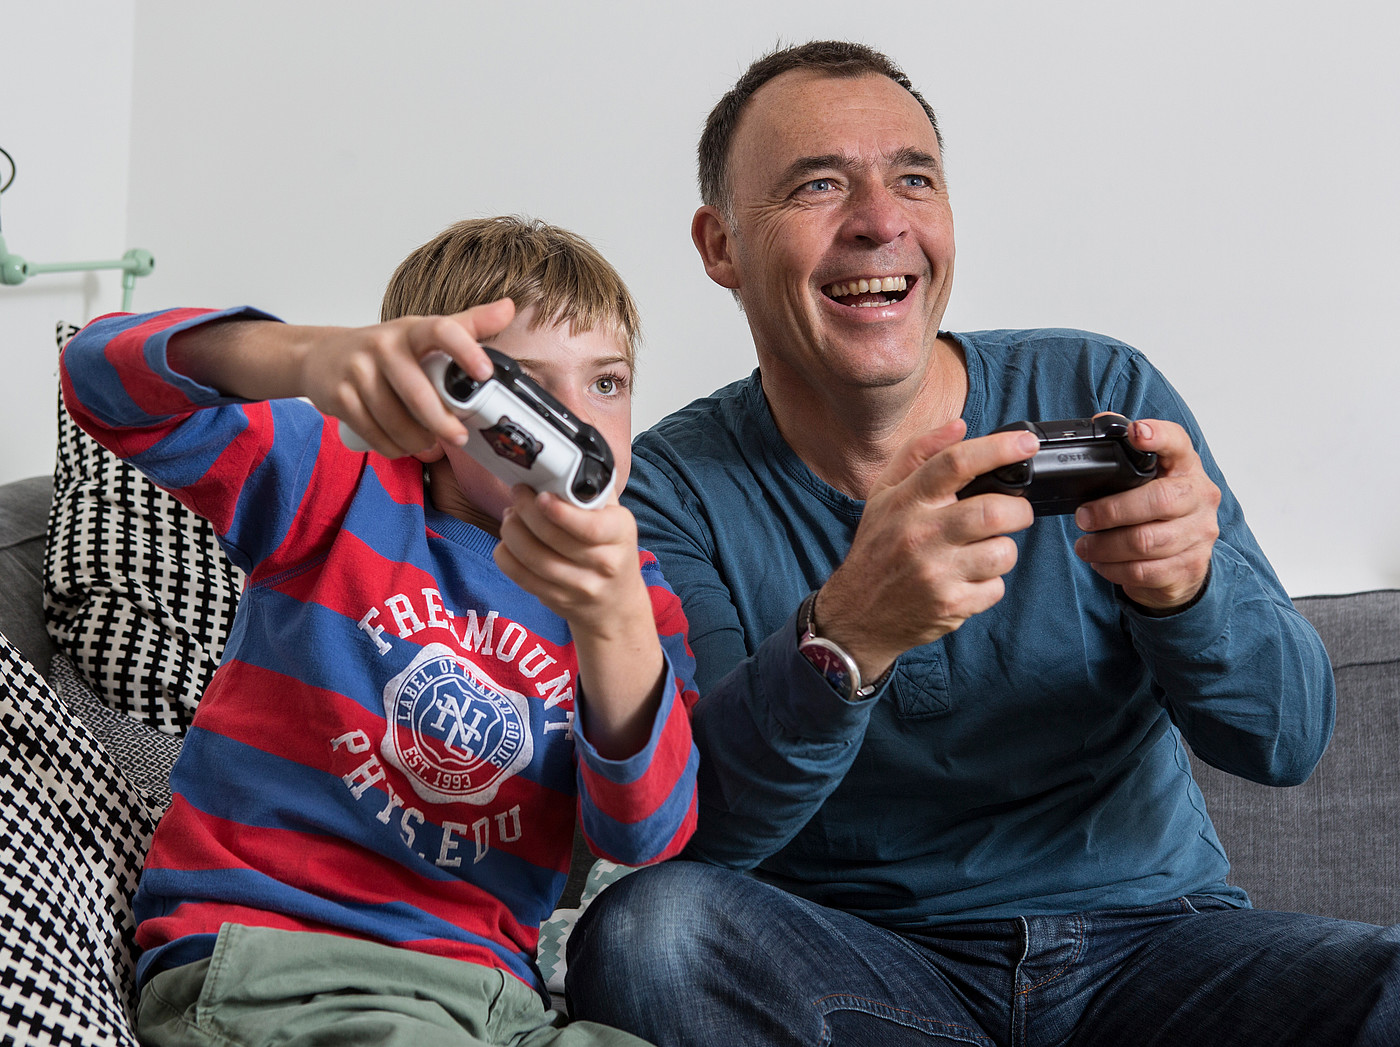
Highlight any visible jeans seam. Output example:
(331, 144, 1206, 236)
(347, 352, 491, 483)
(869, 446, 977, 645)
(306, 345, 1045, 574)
(1014, 913, 1087, 996)
(814, 992, 996, 1045)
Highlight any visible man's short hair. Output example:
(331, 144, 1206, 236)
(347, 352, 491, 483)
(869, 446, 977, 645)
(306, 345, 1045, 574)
(381, 215, 641, 369)
(698, 40, 943, 217)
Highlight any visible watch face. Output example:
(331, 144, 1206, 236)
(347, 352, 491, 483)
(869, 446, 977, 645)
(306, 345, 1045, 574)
(800, 637, 856, 701)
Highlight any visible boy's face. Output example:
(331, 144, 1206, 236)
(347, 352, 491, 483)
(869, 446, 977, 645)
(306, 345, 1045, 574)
(439, 305, 634, 517)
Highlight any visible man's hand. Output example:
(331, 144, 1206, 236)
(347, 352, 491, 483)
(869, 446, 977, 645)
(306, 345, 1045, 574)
(816, 420, 1039, 682)
(1073, 418, 1220, 612)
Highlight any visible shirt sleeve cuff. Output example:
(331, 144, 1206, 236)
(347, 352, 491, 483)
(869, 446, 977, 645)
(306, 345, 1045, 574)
(1119, 547, 1244, 650)
(148, 306, 283, 405)
(573, 648, 684, 784)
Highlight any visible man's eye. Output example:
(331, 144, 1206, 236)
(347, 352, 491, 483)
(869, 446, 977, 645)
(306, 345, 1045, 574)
(901, 174, 934, 189)
(803, 178, 836, 193)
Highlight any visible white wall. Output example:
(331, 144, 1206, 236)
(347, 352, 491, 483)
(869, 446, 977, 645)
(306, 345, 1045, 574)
(1, 1, 135, 488)
(3, 0, 1396, 597)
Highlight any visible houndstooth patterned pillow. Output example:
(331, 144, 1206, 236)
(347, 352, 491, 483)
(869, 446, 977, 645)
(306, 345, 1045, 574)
(44, 343, 243, 734)
(0, 633, 155, 1046)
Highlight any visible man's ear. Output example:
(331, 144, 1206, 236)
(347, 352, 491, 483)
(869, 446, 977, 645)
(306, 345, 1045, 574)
(692, 206, 740, 290)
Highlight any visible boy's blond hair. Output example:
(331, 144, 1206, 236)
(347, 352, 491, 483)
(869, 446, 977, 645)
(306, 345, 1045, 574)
(381, 216, 641, 369)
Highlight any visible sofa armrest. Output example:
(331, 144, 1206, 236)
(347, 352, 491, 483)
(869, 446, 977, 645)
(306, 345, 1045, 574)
(1190, 590, 1400, 925)
(0, 475, 57, 672)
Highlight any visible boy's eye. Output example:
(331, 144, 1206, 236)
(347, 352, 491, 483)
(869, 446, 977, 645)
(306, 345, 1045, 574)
(593, 373, 629, 397)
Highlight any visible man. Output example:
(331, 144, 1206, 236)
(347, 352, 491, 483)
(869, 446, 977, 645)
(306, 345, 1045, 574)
(566, 41, 1399, 1046)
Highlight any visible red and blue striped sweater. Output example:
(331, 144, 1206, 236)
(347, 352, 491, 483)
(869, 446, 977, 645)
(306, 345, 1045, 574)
(61, 307, 700, 997)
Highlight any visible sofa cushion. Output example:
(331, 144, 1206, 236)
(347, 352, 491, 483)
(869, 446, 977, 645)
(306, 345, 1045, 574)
(0, 632, 155, 1046)
(43, 375, 242, 734)
(537, 858, 635, 997)
(49, 653, 183, 813)
(1189, 590, 1400, 926)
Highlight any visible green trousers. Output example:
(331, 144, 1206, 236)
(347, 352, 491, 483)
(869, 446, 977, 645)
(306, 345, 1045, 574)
(137, 924, 654, 1047)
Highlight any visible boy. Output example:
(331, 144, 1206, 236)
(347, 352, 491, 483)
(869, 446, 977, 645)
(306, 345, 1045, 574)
(61, 216, 698, 1046)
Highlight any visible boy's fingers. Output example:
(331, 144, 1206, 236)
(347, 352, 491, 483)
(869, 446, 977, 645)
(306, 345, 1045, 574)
(379, 347, 470, 447)
(437, 299, 516, 381)
(510, 488, 630, 558)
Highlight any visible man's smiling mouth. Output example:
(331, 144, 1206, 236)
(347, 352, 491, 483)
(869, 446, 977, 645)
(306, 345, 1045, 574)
(822, 275, 913, 307)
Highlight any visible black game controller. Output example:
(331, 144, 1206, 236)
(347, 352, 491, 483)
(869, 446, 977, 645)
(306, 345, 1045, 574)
(340, 347, 615, 509)
(957, 414, 1158, 516)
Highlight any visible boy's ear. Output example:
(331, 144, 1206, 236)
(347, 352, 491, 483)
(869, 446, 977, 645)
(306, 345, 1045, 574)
(692, 206, 741, 291)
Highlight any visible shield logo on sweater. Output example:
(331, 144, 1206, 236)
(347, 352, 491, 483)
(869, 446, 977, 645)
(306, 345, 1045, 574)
(381, 643, 534, 805)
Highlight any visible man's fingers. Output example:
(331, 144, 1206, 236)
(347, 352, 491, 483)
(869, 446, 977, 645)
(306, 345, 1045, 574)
(1071, 417, 1219, 611)
(870, 419, 968, 497)
(912, 428, 1041, 507)
(1127, 418, 1195, 473)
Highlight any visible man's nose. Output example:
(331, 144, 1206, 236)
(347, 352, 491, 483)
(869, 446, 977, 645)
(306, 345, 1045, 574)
(842, 180, 909, 245)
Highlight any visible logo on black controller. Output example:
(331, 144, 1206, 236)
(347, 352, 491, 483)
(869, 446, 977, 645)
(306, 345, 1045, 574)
(481, 415, 542, 469)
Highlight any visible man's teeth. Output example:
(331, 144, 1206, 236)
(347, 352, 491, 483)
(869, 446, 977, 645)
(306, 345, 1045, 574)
(826, 276, 909, 298)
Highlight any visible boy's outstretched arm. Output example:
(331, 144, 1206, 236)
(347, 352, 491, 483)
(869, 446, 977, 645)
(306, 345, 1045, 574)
(163, 301, 512, 458)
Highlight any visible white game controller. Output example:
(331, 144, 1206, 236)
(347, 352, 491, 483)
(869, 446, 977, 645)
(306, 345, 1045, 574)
(339, 347, 615, 509)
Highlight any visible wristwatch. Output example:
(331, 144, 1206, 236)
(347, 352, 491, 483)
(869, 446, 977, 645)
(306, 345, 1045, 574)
(796, 591, 882, 703)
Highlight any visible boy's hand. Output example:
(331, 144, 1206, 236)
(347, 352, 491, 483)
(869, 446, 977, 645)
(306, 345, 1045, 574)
(495, 486, 653, 635)
(302, 300, 515, 460)
(495, 486, 665, 759)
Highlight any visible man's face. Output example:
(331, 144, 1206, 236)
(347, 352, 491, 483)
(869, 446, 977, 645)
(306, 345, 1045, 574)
(703, 68, 955, 391)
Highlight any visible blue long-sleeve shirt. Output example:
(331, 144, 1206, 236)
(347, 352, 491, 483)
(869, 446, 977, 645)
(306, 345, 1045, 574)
(623, 328, 1334, 929)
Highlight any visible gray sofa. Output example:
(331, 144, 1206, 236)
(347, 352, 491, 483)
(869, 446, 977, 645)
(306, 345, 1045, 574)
(0, 470, 1397, 1043)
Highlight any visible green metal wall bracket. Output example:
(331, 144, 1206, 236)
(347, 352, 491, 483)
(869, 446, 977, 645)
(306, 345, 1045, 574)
(0, 234, 155, 310)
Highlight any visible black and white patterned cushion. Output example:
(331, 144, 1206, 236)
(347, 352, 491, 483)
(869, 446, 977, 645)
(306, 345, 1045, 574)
(43, 358, 243, 734)
(0, 634, 154, 1046)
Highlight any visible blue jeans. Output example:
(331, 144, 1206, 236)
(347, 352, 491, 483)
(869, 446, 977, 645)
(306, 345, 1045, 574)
(565, 861, 1400, 1046)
